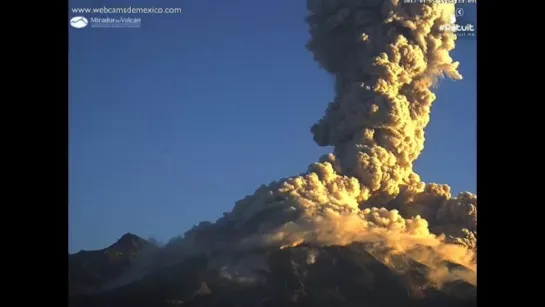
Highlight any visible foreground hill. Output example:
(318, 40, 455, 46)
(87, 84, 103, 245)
(69, 233, 153, 295)
(69, 234, 476, 307)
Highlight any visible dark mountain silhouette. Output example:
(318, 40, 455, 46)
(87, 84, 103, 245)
(69, 234, 476, 307)
(69, 233, 154, 295)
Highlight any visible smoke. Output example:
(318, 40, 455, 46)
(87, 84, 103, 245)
(125, 0, 476, 289)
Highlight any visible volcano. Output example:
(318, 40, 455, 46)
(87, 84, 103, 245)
(69, 0, 477, 305)
(69, 234, 476, 307)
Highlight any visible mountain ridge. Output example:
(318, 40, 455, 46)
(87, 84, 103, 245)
(69, 234, 476, 307)
(69, 233, 154, 295)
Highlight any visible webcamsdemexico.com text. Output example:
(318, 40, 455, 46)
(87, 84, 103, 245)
(71, 6, 183, 15)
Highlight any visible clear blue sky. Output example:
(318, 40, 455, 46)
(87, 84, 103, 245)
(68, 0, 476, 253)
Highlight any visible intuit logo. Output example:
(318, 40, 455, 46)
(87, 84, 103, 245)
(440, 23, 475, 33)
(439, 12, 476, 40)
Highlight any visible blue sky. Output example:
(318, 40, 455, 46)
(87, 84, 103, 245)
(68, 0, 476, 253)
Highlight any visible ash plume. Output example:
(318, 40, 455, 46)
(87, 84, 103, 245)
(130, 0, 476, 289)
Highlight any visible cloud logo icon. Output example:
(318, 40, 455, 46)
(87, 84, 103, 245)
(70, 16, 88, 29)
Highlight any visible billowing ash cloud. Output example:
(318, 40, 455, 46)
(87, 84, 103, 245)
(129, 0, 476, 288)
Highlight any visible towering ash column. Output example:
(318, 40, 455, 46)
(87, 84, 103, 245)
(179, 0, 476, 269)
(111, 1, 477, 289)
(307, 0, 462, 207)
